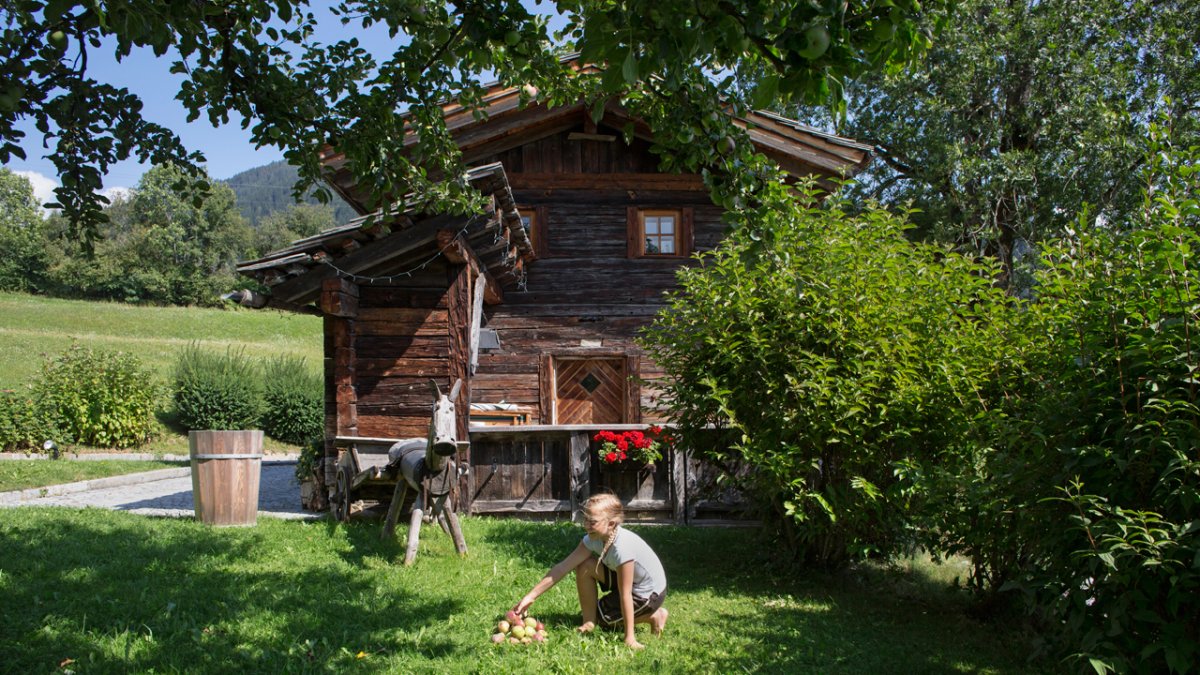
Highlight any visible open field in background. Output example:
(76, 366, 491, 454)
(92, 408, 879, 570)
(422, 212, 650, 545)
(0, 292, 324, 390)
(0, 510, 1041, 674)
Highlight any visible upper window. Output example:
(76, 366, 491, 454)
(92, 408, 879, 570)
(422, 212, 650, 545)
(628, 207, 691, 258)
(642, 211, 678, 255)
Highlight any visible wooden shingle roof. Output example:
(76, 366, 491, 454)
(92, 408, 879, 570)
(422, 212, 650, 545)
(320, 66, 873, 216)
(235, 162, 529, 308)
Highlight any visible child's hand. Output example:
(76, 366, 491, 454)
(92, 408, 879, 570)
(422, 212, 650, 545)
(625, 637, 645, 650)
(513, 597, 533, 615)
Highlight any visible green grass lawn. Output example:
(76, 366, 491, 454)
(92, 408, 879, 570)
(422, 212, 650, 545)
(0, 510, 1043, 673)
(0, 460, 187, 492)
(0, 291, 323, 390)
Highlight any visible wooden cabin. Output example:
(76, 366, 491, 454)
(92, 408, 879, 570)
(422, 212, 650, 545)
(236, 81, 872, 523)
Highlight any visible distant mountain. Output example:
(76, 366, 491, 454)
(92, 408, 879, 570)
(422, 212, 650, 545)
(223, 160, 358, 225)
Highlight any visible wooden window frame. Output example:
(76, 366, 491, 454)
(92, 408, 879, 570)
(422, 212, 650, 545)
(627, 207, 693, 258)
(517, 205, 549, 258)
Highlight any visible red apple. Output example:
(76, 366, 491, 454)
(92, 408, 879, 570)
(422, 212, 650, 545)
(505, 609, 521, 624)
(535, 621, 544, 631)
(491, 633, 505, 644)
(497, 620, 510, 634)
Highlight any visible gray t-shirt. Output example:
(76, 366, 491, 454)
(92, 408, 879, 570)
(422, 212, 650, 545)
(582, 527, 668, 598)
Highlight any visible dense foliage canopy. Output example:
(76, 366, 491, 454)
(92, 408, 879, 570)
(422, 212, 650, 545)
(1, 0, 937, 245)
(794, 0, 1199, 286)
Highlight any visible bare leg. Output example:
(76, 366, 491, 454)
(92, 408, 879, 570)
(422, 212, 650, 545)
(574, 557, 601, 632)
(635, 607, 669, 636)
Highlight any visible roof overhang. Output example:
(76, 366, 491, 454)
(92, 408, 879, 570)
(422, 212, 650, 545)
(235, 162, 530, 309)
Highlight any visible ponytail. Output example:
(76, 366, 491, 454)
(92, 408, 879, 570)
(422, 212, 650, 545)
(583, 492, 625, 576)
(596, 525, 619, 576)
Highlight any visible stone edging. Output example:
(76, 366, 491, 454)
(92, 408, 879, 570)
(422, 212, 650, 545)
(0, 452, 299, 462)
(0, 457, 298, 503)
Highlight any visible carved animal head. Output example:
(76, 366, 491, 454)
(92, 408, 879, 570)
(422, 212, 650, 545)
(428, 378, 462, 458)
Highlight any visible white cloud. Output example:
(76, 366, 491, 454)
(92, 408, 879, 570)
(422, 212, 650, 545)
(14, 170, 57, 208)
(10, 170, 134, 212)
(101, 186, 133, 202)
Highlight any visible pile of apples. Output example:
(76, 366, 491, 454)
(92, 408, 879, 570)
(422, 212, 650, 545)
(491, 609, 548, 645)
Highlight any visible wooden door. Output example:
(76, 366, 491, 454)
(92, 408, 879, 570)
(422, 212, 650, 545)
(554, 358, 627, 424)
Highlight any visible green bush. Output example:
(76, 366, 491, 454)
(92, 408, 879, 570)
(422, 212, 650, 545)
(0, 388, 57, 452)
(261, 356, 323, 446)
(641, 181, 1014, 568)
(295, 438, 323, 482)
(173, 344, 262, 431)
(1010, 132, 1200, 674)
(35, 345, 158, 448)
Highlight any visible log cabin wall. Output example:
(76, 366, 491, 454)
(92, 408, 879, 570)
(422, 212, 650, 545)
(341, 264, 472, 440)
(470, 124, 725, 424)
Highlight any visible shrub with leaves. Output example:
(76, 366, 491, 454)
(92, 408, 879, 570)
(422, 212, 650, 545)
(35, 345, 158, 448)
(261, 356, 323, 446)
(1013, 130, 1200, 674)
(0, 388, 57, 452)
(173, 344, 262, 431)
(642, 180, 1016, 567)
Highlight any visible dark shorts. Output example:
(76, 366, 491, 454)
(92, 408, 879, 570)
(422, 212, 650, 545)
(594, 564, 666, 628)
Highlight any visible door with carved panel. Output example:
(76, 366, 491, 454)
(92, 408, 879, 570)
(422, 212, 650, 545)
(554, 358, 627, 424)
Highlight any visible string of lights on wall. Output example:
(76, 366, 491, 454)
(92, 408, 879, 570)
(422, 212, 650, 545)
(318, 223, 472, 284)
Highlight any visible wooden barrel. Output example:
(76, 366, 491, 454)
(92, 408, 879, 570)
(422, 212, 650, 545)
(189, 430, 263, 526)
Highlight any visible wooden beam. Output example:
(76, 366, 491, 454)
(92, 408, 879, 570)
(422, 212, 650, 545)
(469, 498, 573, 514)
(320, 278, 359, 318)
(270, 214, 471, 305)
(507, 173, 707, 191)
(567, 132, 616, 142)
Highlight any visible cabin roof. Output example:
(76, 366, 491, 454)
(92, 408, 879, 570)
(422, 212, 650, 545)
(235, 162, 530, 308)
(320, 69, 874, 215)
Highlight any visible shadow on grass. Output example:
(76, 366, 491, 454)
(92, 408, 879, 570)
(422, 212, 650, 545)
(0, 509, 461, 673)
(476, 519, 1039, 673)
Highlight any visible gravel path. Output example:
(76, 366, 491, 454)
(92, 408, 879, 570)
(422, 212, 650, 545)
(0, 459, 322, 521)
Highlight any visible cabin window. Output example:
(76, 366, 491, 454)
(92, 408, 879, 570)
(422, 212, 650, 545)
(518, 207, 537, 251)
(627, 207, 692, 258)
(518, 205, 549, 257)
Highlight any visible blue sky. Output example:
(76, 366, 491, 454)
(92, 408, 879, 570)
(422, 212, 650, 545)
(8, 1, 564, 204)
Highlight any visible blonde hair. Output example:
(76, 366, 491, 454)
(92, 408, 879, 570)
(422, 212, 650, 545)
(584, 492, 625, 575)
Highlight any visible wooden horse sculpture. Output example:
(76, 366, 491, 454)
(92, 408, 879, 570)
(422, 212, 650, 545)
(382, 378, 468, 565)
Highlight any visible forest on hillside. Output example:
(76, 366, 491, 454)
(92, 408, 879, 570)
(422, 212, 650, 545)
(223, 160, 358, 226)
(0, 164, 341, 306)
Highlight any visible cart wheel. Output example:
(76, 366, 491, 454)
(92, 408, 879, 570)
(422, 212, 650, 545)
(333, 467, 351, 522)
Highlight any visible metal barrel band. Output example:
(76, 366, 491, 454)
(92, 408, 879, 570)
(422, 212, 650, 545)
(191, 453, 264, 460)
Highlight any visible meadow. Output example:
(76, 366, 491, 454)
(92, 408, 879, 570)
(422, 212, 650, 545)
(0, 291, 323, 390)
(0, 459, 186, 492)
(0, 509, 1042, 674)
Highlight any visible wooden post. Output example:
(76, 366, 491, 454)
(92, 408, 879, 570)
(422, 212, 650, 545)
(569, 431, 591, 522)
(382, 480, 408, 540)
(672, 444, 687, 524)
(404, 486, 426, 566)
(444, 504, 468, 556)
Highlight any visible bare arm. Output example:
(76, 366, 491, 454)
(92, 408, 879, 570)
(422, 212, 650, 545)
(617, 560, 644, 649)
(514, 541, 592, 614)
